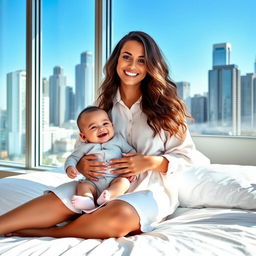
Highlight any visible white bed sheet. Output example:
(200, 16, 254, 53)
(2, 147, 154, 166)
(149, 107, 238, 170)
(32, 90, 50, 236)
(0, 208, 255, 256)
(0, 166, 255, 256)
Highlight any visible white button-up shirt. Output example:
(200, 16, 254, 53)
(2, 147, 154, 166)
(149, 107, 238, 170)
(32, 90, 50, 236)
(111, 89, 210, 177)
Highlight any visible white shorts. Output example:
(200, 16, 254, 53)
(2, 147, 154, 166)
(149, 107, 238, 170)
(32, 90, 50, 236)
(49, 180, 178, 232)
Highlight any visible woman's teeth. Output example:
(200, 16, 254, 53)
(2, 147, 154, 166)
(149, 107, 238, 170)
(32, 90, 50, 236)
(125, 71, 137, 77)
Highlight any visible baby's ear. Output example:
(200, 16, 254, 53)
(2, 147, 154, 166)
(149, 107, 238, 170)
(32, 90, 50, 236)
(79, 133, 87, 142)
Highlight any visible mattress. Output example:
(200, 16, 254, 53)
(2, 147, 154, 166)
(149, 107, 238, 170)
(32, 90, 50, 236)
(0, 164, 255, 256)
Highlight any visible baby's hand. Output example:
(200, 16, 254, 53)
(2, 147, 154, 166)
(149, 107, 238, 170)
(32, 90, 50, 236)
(66, 166, 78, 179)
(128, 175, 137, 183)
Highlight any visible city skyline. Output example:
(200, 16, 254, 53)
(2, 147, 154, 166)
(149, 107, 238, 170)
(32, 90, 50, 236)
(2, 41, 256, 163)
(1, 0, 256, 110)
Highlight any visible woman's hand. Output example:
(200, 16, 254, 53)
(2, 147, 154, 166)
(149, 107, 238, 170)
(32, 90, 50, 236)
(109, 153, 169, 177)
(76, 154, 107, 181)
(108, 153, 152, 178)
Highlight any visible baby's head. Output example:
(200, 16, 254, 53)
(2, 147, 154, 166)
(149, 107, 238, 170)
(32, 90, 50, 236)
(77, 106, 114, 144)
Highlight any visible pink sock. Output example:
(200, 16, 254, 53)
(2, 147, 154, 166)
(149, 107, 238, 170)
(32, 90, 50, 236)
(97, 190, 111, 205)
(71, 195, 95, 210)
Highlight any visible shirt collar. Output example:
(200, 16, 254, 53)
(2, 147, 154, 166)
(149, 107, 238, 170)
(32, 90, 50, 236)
(113, 88, 142, 106)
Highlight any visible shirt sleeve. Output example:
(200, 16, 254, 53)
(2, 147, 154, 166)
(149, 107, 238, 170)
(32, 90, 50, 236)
(162, 129, 210, 175)
(64, 144, 87, 171)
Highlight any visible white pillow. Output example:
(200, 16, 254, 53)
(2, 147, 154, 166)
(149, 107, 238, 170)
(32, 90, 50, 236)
(177, 164, 256, 209)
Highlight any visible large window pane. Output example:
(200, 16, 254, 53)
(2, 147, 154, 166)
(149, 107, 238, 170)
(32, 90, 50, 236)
(0, 0, 26, 164)
(41, 0, 95, 166)
(112, 0, 256, 136)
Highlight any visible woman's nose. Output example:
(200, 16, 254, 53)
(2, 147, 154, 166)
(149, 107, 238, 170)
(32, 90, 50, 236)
(129, 60, 136, 69)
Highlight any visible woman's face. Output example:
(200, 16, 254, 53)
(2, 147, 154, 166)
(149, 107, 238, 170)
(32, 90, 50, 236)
(116, 40, 147, 88)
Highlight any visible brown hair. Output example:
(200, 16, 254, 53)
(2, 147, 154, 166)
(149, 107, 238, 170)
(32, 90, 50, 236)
(97, 31, 191, 138)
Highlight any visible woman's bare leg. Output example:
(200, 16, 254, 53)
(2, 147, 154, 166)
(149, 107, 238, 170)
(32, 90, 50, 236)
(11, 200, 141, 239)
(0, 192, 76, 235)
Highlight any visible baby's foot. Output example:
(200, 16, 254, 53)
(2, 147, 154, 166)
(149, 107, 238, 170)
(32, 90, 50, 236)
(71, 195, 95, 210)
(97, 190, 111, 205)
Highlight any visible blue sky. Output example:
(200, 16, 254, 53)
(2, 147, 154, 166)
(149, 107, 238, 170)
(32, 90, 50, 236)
(1, 0, 256, 109)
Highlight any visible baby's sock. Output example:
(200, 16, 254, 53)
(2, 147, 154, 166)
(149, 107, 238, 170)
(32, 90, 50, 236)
(71, 195, 95, 210)
(97, 190, 111, 205)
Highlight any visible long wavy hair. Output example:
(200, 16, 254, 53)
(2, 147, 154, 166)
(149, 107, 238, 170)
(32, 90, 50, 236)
(97, 31, 191, 139)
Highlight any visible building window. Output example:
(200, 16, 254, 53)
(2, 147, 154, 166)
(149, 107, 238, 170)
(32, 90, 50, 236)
(0, 1, 26, 164)
(40, 0, 95, 166)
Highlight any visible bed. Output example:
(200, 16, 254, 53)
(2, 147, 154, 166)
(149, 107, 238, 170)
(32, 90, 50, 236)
(0, 164, 255, 256)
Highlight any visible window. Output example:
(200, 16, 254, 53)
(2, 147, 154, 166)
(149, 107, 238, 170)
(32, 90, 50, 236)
(112, 0, 256, 136)
(40, 0, 95, 166)
(0, 0, 26, 164)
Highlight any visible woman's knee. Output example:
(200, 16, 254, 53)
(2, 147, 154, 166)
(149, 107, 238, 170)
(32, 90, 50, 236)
(105, 200, 140, 237)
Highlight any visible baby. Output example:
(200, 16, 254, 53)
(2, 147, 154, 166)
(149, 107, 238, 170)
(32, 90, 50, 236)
(65, 106, 136, 211)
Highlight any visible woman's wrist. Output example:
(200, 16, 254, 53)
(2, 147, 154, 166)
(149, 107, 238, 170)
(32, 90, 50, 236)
(145, 155, 168, 174)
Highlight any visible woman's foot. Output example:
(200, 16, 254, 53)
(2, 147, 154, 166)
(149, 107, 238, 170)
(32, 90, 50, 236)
(71, 195, 95, 210)
(97, 190, 110, 205)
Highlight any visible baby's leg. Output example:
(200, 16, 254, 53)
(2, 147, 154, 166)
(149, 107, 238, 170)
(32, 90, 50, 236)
(72, 182, 97, 210)
(97, 177, 130, 205)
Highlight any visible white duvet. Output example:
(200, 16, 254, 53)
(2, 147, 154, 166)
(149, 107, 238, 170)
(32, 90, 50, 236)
(0, 165, 255, 256)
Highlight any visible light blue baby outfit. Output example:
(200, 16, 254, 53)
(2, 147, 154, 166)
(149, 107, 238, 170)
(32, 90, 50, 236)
(64, 133, 135, 196)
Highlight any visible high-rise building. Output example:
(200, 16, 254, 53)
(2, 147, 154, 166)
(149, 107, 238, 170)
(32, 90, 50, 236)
(75, 51, 94, 116)
(208, 64, 241, 135)
(212, 43, 231, 67)
(42, 78, 49, 129)
(49, 66, 67, 126)
(191, 94, 207, 123)
(65, 86, 75, 121)
(176, 81, 191, 112)
(41, 78, 51, 154)
(241, 73, 256, 130)
(0, 109, 7, 156)
(6, 70, 26, 159)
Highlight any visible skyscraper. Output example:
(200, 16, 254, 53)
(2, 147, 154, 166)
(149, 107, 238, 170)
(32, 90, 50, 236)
(212, 43, 231, 67)
(75, 51, 94, 116)
(0, 109, 7, 157)
(65, 86, 75, 121)
(42, 78, 49, 130)
(191, 94, 207, 123)
(241, 73, 256, 130)
(208, 64, 241, 135)
(49, 66, 67, 126)
(6, 70, 26, 159)
(176, 81, 191, 112)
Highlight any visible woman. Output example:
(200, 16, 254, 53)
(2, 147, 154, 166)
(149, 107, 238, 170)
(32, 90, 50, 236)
(0, 31, 209, 238)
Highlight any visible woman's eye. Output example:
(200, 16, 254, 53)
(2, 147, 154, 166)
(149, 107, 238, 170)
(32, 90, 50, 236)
(122, 55, 131, 60)
(138, 58, 145, 64)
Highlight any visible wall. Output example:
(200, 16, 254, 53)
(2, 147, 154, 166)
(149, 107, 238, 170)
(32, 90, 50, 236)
(193, 136, 256, 166)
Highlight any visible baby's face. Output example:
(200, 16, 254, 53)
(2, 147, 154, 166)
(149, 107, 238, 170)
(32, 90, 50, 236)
(79, 110, 114, 144)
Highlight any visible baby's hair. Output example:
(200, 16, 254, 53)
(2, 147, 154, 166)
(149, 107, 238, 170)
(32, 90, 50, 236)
(77, 106, 106, 131)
